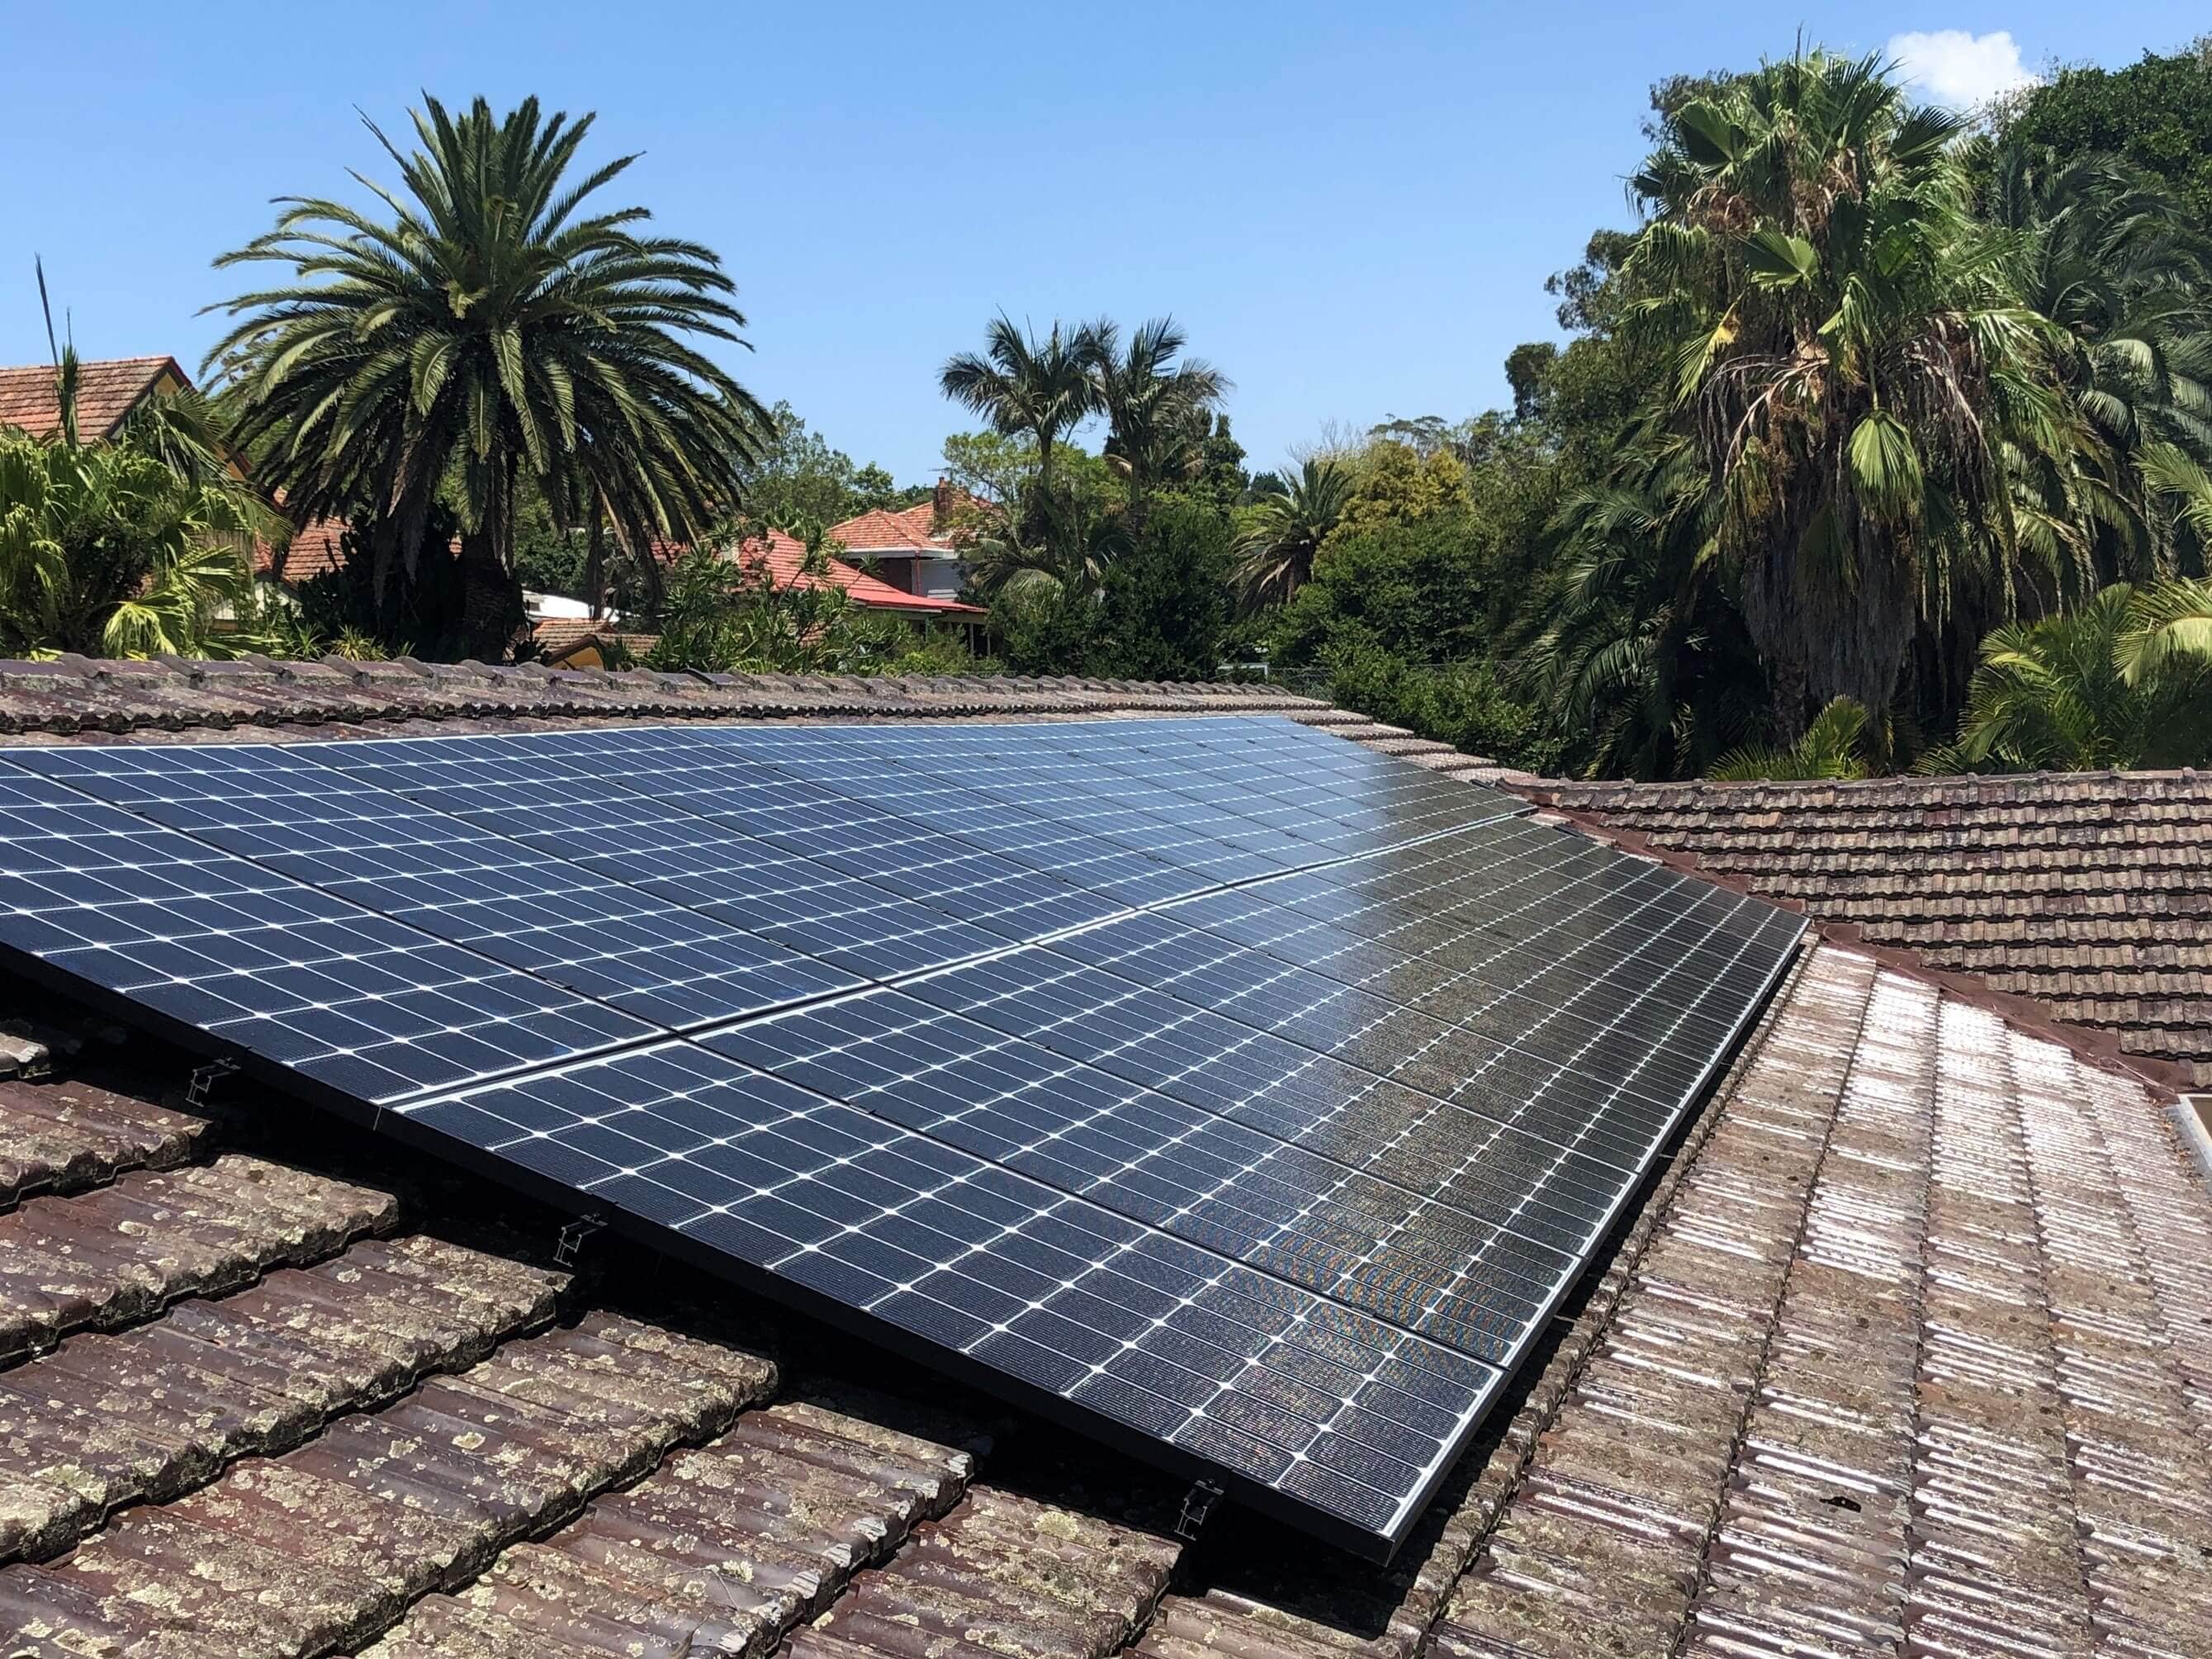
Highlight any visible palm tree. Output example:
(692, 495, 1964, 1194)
(1708, 697, 1874, 780)
(1233, 459, 1350, 610)
(1520, 421, 1767, 780)
(206, 94, 768, 659)
(1987, 147, 2212, 584)
(1082, 317, 1229, 512)
(1622, 47, 2072, 739)
(1928, 579, 2212, 770)
(938, 317, 1097, 505)
(0, 349, 272, 657)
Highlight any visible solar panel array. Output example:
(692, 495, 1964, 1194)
(0, 715, 1802, 1557)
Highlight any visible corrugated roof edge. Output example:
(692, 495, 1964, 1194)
(0, 651, 2180, 1106)
(1516, 794, 2196, 1104)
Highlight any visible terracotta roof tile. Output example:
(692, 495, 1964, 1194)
(738, 528, 984, 615)
(1527, 770, 2212, 1087)
(0, 357, 182, 443)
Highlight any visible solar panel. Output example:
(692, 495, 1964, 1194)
(0, 715, 1801, 1557)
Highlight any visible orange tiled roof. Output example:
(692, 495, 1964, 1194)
(0, 356, 187, 443)
(828, 507, 946, 554)
(253, 514, 349, 582)
(736, 529, 984, 616)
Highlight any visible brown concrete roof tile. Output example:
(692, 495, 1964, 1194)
(1530, 770, 2212, 1087)
(0, 1078, 206, 1207)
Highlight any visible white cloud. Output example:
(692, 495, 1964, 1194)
(1886, 29, 2040, 109)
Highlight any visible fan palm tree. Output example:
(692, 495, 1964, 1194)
(206, 94, 769, 659)
(939, 317, 1097, 505)
(1232, 459, 1350, 610)
(1622, 47, 2072, 739)
(1082, 316, 1230, 514)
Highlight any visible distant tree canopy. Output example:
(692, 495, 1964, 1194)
(1987, 37, 2212, 220)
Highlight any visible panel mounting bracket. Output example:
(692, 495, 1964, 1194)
(554, 1213, 609, 1268)
(186, 1059, 240, 1108)
(1174, 1478, 1225, 1540)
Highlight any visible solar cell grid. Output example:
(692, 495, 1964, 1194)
(0, 713, 1802, 1557)
(0, 761, 651, 1102)
(404, 1036, 1503, 1540)
(701, 994, 1571, 1363)
(12, 742, 860, 1029)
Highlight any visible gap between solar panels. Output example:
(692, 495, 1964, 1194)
(0, 715, 1803, 1558)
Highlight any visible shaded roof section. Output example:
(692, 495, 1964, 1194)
(1527, 770, 2212, 1089)
(0, 675, 2204, 1652)
(0, 356, 187, 443)
(530, 618, 661, 667)
(252, 514, 350, 583)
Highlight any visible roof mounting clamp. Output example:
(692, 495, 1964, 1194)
(554, 1214, 609, 1268)
(1175, 1478, 1225, 1540)
(186, 1059, 239, 1107)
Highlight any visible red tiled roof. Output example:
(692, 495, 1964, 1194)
(0, 356, 187, 443)
(737, 529, 983, 615)
(253, 514, 349, 582)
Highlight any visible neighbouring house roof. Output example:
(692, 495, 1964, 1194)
(1523, 770, 2212, 1089)
(0, 660, 2205, 1657)
(253, 514, 351, 584)
(827, 487, 988, 557)
(739, 527, 986, 617)
(0, 356, 189, 443)
(531, 618, 661, 667)
(828, 506, 946, 554)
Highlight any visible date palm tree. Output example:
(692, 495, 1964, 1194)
(1928, 579, 2212, 770)
(206, 94, 768, 658)
(1232, 458, 1350, 610)
(939, 317, 1097, 505)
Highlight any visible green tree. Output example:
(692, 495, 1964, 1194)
(1932, 580, 2212, 769)
(1708, 697, 1875, 780)
(939, 317, 1097, 509)
(0, 352, 273, 658)
(1323, 442, 1474, 551)
(1987, 38, 2212, 221)
(207, 93, 768, 659)
(1622, 47, 2072, 738)
(741, 402, 907, 531)
(1082, 316, 1229, 517)
(1985, 146, 2212, 585)
(1233, 458, 1350, 611)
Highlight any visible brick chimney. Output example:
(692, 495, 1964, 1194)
(932, 476, 952, 527)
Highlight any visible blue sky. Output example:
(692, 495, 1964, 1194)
(2, 3, 2200, 482)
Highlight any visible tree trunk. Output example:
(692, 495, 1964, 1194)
(585, 500, 606, 620)
(457, 462, 523, 661)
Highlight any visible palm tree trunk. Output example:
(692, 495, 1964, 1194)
(458, 461, 523, 661)
(585, 499, 606, 620)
